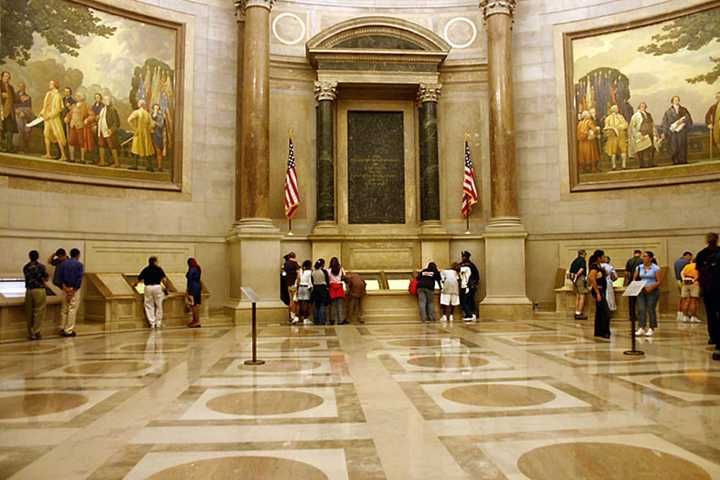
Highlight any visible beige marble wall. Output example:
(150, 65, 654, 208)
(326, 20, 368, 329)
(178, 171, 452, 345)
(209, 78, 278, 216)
(0, 0, 236, 308)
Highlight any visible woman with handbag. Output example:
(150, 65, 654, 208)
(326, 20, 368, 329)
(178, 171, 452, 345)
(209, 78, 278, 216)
(186, 258, 202, 328)
(327, 257, 347, 325)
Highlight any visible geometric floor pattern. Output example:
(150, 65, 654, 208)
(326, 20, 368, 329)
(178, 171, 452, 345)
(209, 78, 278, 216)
(1, 315, 719, 479)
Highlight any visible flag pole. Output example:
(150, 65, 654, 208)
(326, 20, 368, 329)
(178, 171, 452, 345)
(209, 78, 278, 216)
(287, 128, 295, 236)
(464, 131, 471, 235)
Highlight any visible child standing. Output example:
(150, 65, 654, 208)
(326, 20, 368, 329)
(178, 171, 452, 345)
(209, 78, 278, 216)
(297, 260, 313, 325)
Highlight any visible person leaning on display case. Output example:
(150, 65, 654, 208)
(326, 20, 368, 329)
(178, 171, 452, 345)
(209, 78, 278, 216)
(23, 250, 50, 341)
(133, 256, 168, 329)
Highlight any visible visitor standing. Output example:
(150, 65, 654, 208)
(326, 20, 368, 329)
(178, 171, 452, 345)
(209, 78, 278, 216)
(416, 262, 441, 323)
(569, 250, 588, 320)
(297, 260, 313, 325)
(674, 251, 693, 322)
(135, 256, 167, 329)
(282, 252, 300, 324)
(311, 259, 329, 325)
(634, 251, 665, 337)
(57, 248, 83, 337)
(680, 258, 701, 324)
(440, 263, 460, 323)
(588, 250, 611, 339)
(328, 257, 347, 325)
(459, 251, 480, 321)
(186, 257, 202, 328)
(346, 272, 367, 324)
(696, 233, 720, 349)
(624, 250, 643, 323)
(23, 250, 49, 341)
(48, 248, 68, 289)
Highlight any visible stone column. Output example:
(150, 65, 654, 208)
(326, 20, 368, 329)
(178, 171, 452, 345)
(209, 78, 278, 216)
(234, 6, 246, 221)
(478, 0, 532, 318)
(314, 81, 337, 223)
(228, 0, 285, 323)
(235, 0, 274, 228)
(417, 83, 441, 222)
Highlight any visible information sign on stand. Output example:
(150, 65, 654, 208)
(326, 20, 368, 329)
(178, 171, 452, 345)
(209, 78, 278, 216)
(622, 280, 647, 356)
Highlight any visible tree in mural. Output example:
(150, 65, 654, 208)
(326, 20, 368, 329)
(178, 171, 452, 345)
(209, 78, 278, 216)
(638, 8, 720, 85)
(0, 0, 116, 66)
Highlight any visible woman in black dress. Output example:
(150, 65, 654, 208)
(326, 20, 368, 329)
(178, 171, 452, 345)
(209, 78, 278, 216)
(186, 258, 202, 328)
(588, 250, 610, 338)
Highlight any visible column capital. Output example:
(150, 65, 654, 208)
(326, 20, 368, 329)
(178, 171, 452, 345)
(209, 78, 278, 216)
(235, 0, 274, 15)
(479, 0, 517, 19)
(314, 80, 338, 102)
(417, 83, 442, 103)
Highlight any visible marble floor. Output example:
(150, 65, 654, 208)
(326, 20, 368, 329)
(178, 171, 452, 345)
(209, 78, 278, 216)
(1, 315, 719, 479)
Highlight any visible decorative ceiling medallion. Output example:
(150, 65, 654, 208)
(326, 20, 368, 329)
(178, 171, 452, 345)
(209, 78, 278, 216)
(272, 12, 306, 46)
(443, 17, 477, 49)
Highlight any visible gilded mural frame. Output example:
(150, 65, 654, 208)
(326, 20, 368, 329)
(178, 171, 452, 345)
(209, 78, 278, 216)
(0, 0, 186, 192)
(563, 0, 720, 192)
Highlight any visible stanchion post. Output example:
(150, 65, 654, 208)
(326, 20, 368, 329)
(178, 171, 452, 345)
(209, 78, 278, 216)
(624, 301, 644, 356)
(242, 287, 265, 366)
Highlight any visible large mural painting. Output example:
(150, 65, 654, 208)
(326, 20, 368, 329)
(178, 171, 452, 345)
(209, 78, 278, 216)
(0, 0, 184, 189)
(565, 3, 720, 190)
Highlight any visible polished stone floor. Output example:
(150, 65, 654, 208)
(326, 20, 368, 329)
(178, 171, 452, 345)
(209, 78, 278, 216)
(1, 315, 719, 479)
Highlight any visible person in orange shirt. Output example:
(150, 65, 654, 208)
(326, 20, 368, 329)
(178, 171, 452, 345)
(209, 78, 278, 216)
(680, 259, 701, 323)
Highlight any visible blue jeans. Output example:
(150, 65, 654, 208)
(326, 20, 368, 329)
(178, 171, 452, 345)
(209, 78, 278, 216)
(417, 288, 435, 322)
(314, 304, 326, 325)
(637, 289, 659, 329)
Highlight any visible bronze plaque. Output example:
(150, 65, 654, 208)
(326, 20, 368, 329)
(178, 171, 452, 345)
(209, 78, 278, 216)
(347, 111, 405, 224)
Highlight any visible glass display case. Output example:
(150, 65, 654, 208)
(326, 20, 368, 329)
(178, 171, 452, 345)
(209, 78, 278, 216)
(0, 277, 61, 341)
(0, 278, 26, 298)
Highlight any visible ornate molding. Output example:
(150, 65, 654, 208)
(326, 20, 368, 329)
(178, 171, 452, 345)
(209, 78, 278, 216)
(314, 81, 338, 102)
(479, 0, 517, 19)
(235, 0, 274, 15)
(417, 83, 442, 103)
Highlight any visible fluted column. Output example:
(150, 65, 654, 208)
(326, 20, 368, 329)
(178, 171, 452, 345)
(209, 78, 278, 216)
(235, 0, 274, 226)
(234, 6, 246, 222)
(482, 0, 519, 225)
(314, 81, 337, 223)
(418, 83, 441, 222)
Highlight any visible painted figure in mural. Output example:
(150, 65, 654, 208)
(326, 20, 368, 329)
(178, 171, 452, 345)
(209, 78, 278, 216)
(62, 87, 76, 146)
(39, 80, 68, 161)
(128, 99, 156, 171)
(577, 110, 601, 173)
(620, 98, 634, 123)
(629, 102, 656, 168)
(0, 71, 18, 153)
(706, 91, 720, 156)
(13, 82, 34, 153)
(151, 103, 167, 172)
(97, 95, 120, 168)
(66, 93, 91, 163)
(82, 100, 97, 165)
(661, 96, 693, 165)
(91, 93, 104, 116)
(603, 104, 628, 170)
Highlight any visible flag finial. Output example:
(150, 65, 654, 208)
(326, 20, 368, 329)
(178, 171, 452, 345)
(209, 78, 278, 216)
(289, 128, 295, 140)
(464, 131, 471, 141)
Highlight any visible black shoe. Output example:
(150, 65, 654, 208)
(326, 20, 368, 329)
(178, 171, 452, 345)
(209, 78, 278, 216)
(713, 351, 720, 361)
(33, 334, 42, 341)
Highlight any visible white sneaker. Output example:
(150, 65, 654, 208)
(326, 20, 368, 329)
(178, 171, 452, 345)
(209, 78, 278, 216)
(449, 315, 454, 322)
(683, 316, 691, 323)
(677, 311, 684, 321)
(463, 317, 473, 323)
(645, 328, 654, 337)
(303, 318, 312, 325)
(440, 315, 447, 323)
(635, 327, 645, 336)
(471, 314, 477, 322)
(691, 316, 701, 323)
(291, 317, 300, 325)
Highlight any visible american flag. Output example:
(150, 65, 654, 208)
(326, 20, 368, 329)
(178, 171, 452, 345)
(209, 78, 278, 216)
(283, 137, 300, 219)
(461, 139, 478, 218)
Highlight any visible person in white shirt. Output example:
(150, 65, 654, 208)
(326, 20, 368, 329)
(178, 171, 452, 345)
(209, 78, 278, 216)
(601, 255, 619, 314)
(440, 263, 460, 323)
(296, 260, 313, 325)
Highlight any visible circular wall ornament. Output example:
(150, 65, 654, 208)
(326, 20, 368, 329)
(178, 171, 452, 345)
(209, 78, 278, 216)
(443, 17, 477, 49)
(272, 13, 306, 46)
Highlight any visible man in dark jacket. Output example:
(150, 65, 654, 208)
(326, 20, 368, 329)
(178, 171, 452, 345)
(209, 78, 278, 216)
(696, 233, 720, 355)
(417, 263, 441, 322)
(98, 95, 121, 167)
(459, 251, 480, 321)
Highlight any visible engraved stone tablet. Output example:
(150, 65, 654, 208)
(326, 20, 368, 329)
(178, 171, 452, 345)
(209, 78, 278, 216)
(348, 111, 405, 224)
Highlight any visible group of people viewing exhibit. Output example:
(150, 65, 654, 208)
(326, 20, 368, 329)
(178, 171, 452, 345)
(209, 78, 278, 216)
(0, 71, 169, 171)
(21, 249, 202, 340)
(568, 233, 720, 359)
(280, 250, 481, 326)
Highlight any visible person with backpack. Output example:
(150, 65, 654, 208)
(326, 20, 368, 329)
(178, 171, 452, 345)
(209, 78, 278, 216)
(459, 251, 480, 322)
(696, 232, 720, 351)
(327, 257, 347, 325)
(416, 262, 441, 322)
